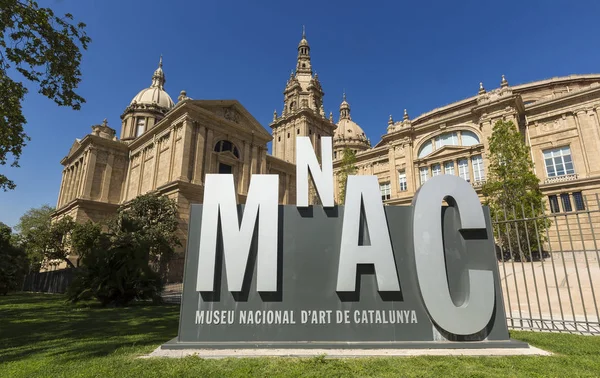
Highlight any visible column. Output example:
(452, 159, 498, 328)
(468, 156, 475, 184)
(168, 127, 177, 182)
(388, 147, 398, 197)
(121, 153, 133, 202)
(81, 147, 97, 200)
(251, 145, 258, 174)
(152, 140, 160, 190)
(100, 154, 114, 202)
(573, 111, 591, 174)
(241, 141, 251, 194)
(205, 128, 214, 174)
(75, 157, 85, 198)
(137, 148, 147, 196)
(56, 169, 67, 208)
(260, 148, 267, 174)
(177, 119, 194, 181)
(67, 165, 76, 202)
(191, 124, 206, 185)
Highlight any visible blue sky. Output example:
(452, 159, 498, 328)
(2, 0, 600, 228)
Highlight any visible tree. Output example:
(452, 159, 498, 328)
(0, 222, 28, 294)
(108, 193, 181, 278)
(482, 120, 550, 261)
(0, 1, 91, 190)
(14, 204, 54, 268)
(337, 147, 358, 203)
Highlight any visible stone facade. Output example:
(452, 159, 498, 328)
(52, 32, 600, 272)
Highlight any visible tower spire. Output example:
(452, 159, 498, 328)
(151, 55, 166, 89)
(302, 25, 306, 39)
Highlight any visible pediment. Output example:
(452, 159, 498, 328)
(188, 100, 272, 141)
(68, 139, 82, 157)
(423, 145, 470, 160)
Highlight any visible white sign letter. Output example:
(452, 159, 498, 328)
(296, 136, 334, 207)
(412, 174, 494, 335)
(196, 174, 278, 292)
(336, 175, 401, 292)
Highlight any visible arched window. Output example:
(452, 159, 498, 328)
(214, 140, 240, 159)
(461, 130, 480, 146)
(417, 129, 481, 158)
(418, 140, 433, 158)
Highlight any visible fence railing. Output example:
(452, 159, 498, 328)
(21, 268, 75, 294)
(493, 195, 600, 335)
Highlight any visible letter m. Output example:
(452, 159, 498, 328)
(196, 174, 278, 292)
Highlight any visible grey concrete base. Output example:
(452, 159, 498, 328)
(160, 337, 530, 350)
(142, 344, 551, 359)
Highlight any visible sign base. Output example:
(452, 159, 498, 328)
(161, 337, 529, 350)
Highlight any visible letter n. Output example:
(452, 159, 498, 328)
(296, 136, 334, 207)
(196, 174, 278, 292)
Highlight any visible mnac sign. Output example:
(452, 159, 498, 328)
(162, 137, 525, 349)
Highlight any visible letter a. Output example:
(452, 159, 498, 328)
(196, 174, 278, 292)
(336, 176, 400, 292)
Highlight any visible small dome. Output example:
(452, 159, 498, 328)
(129, 56, 174, 110)
(298, 37, 309, 48)
(130, 87, 174, 109)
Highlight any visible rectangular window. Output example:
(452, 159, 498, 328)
(431, 164, 442, 176)
(135, 118, 146, 137)
(380, 182, 391, 201)
(561, 193, 572, 212)
(419, 167, 429, 185)
(549, 195, 560, 213)
(472, 155, 485, 182)
(543, 146, 575, 177)
(573, 192, 585, 211)
(334, 151, 337, 159)
(398, 170, 407, 191)
(458, 158, 470, 182)
(444, 161, 455, 175)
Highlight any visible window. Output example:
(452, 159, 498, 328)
(398, 170, 407, 191)
(431, 164, 442, 176)
(444, 161, 455, 175)
(573, 192, 585, 211)
(472, 155, 485, 182)
(549, 195, 560, 213)
(561, 193, 572, 212)
(278, 136, 281, 142)
(218, 163, 232, 174)
(420, 167, 429, 184)
(418, 140, 433, 158)
(334, 151, 337, 159)
(135, 118, 146, 137)
(297, 129, 300, 134)
(458, 158, 470, 182)
(435, 132, 458, 149)
(461, 131, 480, 146)
(214, 140, 240, 158)
(543, 146, 574, 177)
(380, 182, 391, 201)
(287, 132, 290, 138)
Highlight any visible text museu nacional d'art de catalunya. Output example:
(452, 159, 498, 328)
(164, 136, 514, 349)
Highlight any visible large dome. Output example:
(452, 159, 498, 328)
(129, 56, 175, 110)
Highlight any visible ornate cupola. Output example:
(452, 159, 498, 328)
(333, 93, 371, 159)
(120, 56, 175, 142)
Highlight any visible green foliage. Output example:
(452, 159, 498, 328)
(0, 0, 91, 190)
(482, 120, 550, 261)
(337, 147, 358, 203)
(70, 221, 103, 266)
(0, 222, 28, 294)
(15, 205, 76, 269)
(67, 234, 164, 307)
(109, 193, 181, 278)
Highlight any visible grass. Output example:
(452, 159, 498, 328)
(0, 293, 599, 377)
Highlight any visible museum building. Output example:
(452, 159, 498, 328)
(51, 31, 600, 270)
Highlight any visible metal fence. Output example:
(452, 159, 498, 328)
(494, 195, 600, 335)
(160, 196, 600, 336)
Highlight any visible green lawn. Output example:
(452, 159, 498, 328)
(1, 293, 599, 377)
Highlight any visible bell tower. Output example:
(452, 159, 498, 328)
(270, 28, 336, 164)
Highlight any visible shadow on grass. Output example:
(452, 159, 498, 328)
(0, 292, 180, 363)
